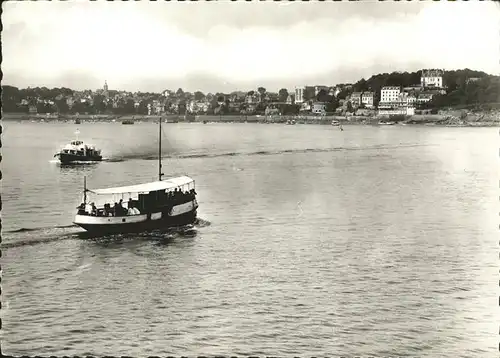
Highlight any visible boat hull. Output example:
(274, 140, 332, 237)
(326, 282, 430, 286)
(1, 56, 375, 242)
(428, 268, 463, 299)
(74, 201, 198, 235)
(56, 152, 102, 164)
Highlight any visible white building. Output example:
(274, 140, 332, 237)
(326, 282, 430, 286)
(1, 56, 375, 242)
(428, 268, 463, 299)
(406, 93, 417, 106)
(377, 89, 415, 117)
(417, 93, 434, 104)
(421, 69, 443, 88)
(295, 87, 305, 104)
(380, 86, 401, 104)
(361, 92, 374, 108)
(378, 107, 414, 116)
(350, 92, 363, 107)
(311, 102, 326, 115)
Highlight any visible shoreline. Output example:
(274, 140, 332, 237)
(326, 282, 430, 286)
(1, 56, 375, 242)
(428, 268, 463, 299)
(1, 112, 499, 128)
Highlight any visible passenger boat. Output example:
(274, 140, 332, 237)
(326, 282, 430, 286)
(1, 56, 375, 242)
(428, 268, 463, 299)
(54, 130, 102, 164)
(122, 119, 134, 125)
(73, 118, 199, 234)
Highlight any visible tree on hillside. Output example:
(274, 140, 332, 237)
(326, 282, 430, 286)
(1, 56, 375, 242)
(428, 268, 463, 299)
(125, 99, 135, 114)
(194, 91, 205, 101)
(303, 87, 316, 101)
(325, 97, 339, 113)
(278, 88, 289, 102)
(55, 99, 70, 114)
(93, 94, 106, 113)
(353, 78, 369, 92)
(257, 87, 266, 97)
(137, 100, 149, 115)
(215, 93, 225, 103)
(336, 88, 349, 100)
(176, 88, 184, 97)
(316, 89, 331, 102)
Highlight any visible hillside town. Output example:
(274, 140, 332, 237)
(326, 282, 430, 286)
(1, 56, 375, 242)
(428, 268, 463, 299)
(2, 68, 496, 119)
(294, 69, 448, 117)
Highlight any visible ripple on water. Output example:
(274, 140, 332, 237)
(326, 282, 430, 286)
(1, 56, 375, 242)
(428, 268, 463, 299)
(1, 123, 498, 357)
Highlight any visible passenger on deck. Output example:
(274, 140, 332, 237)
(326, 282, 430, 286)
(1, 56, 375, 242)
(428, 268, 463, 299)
(113, 202, 120, 216)
(91, 202, 97, 216)
(128, 198, 133, 210)
(118, 199, 126, 215)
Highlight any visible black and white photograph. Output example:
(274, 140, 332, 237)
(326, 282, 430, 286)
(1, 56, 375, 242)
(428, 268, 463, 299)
(1, 0, 499, 356)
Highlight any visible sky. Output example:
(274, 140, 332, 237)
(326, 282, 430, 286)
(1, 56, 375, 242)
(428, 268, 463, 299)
(3, 0, 500, 93)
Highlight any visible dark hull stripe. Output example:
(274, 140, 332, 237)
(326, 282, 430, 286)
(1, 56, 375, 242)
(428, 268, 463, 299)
(76, 210, 197, 234)
(56, 153, 102, 163)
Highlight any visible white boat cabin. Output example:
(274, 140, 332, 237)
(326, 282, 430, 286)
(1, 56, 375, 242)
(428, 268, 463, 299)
(77, 175, 197, 218)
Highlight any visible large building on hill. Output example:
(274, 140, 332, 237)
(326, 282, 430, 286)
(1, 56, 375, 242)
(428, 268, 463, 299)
(421, 69, 444, 89)
(380, 86, 401, 103)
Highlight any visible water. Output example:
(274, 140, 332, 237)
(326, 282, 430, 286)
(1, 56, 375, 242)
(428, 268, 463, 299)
(2, 121, 498, 356)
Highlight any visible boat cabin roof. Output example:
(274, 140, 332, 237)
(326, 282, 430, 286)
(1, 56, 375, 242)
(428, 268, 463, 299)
(71, 140, 84, 145)
(89, 175, 194, 195)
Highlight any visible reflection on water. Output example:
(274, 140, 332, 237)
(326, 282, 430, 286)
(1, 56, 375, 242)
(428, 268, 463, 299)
(1, 122, 498, 357)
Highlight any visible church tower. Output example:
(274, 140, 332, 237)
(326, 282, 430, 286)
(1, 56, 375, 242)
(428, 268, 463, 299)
(103, 80, 109, 98)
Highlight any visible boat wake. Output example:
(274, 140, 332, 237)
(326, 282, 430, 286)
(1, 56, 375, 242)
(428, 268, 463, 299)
(103, 143, 435, 163)
(5, 224, 78, 234)
(3, 219, 211, 249)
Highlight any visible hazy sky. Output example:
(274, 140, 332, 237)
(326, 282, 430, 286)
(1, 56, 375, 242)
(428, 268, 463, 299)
(3, 0, 499, 93)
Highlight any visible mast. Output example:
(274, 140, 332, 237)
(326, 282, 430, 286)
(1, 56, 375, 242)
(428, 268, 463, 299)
(83, 176, 87, 204)
(159, 117, 163, 181)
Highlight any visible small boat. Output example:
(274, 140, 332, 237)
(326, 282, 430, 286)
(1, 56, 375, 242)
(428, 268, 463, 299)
(75, 118, 81, 124)
(286, 119, 296, 125)
(331, 120, 340, 126)
(122, 119, 134, 125)
(54, 130, 102, 164)
(73, 118, 199, 234)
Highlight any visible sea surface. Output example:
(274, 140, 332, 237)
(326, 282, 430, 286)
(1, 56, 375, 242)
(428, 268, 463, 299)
(1, 120, 498, 357)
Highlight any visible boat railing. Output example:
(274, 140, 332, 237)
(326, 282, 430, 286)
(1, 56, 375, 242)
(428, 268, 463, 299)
(78, 192, 197, 217)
